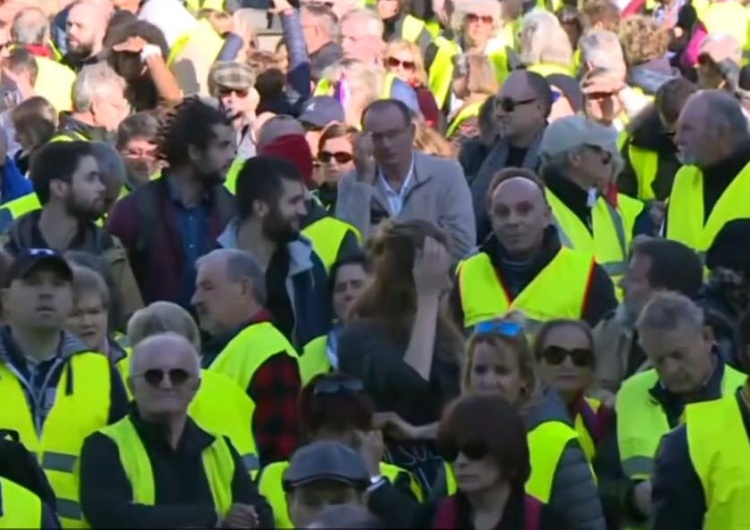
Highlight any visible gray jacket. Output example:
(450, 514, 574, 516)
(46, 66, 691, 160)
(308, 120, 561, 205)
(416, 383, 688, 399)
(334, 152, 476, 261)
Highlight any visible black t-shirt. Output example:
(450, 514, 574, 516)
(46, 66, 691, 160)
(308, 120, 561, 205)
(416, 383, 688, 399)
(265, 248, 295, 344)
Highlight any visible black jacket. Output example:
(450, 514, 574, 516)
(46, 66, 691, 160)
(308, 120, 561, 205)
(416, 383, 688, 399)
(79, 409, 273, 529)
(449, 227, 618, 329)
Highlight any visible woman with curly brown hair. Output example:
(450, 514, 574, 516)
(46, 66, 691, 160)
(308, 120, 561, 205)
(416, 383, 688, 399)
(621, 15, 678, 97)
(338, 219, 462, 496)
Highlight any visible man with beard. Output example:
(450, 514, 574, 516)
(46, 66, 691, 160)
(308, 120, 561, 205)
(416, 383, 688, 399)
(107, 98, 236, 310)
(63, 0, 110, 71)
(218, 155, 331, 349)
(0, 141, 142, 329)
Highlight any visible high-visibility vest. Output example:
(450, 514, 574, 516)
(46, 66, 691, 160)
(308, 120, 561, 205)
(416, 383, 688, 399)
(34, 56, 75, 113)
(527, 62, 573, 78)
(0, 478, 43, 529)
(446, 99, 485, 138)
(186, 0, 224, 13)
(427, 36, 460, 109)
(116, 348, 259, 473)
(456, 247, 595, 328)
(666, 161, 750, 255)
(301, 216, 361, 271)
(444, 420, 579, 502)
(687, 392, 750, 530)
(0, 193, 42, 233)
(314, 72, 397, 100)
(0, 353, 112, 527)
(258, 460, 423, 528)
(300, 335, 332, 384)
(702, 1, 749, 48)
(616, 365, 745, 481)
(485, 44, 514, 85)
(224, 157, 246, 195)
(546, 189, 643, 281)
(573, 397, 603, 464)
(97, 416, 234, 512)
(401, 14, 428, 43)
(626, 143, 661, 202)
(49, 130, 89, 143)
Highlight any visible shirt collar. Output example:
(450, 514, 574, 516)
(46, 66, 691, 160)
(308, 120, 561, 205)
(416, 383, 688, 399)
(378, 156, 415, 195)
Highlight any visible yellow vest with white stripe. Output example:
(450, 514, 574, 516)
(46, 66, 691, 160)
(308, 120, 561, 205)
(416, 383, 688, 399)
(314, 73, 397, 99)
(98, 416, 234, 513)
(0, 353, 112, 527)
(626, 143, 661, 201)
(546, 189, 643, 283)
(258, 460, 423, 528)
(302, 216, 362, 271)
(0, 478, 43, 529)
(615, 365, 746, 481)
(687, 392, 750, 530)
(401, 15, 428, 43)
(666, 161, 750, 254)
(427, 36, 460, 109)
(444, 420, 579, 502)
(446, 99, 485, 138)
(456, 247, 594, 328)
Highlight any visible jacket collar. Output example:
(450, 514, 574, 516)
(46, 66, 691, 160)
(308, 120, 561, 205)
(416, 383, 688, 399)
(128, 404, 215, 455)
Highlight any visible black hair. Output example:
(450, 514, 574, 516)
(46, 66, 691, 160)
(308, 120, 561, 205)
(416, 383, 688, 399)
(116, 111, 159, 150)
(235, 155, 303, 221)
(523, 70, 554, 118)
(361, 98, 412, 129)
(328, 253, 368, 300)
(29, 141, 94, 205)
(631, 237, 704, 299)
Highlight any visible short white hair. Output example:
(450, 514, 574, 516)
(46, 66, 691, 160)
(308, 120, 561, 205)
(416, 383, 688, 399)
(579, 29, 625, 72)
(452, 0, 501, 33)
(72, 63, 126, 113)
(11, 7, 48, 46)
(340, 8, 383, 38)
(519, 9, 572, 67)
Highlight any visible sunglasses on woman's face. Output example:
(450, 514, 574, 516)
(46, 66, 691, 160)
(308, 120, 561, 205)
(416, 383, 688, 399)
(386, 57, 416, 70)
(136, 368, 192, 387)
(465, 13, 493, 24)
(441, 441, 489, 462)
(318, 151, 354, 164)
(541, 346, 593, 368)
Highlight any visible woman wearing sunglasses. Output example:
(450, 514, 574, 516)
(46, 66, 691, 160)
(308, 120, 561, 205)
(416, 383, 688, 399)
(413, 393, 559, 529)
(314, 123, 357, 211)
(257, 373, 423, 528)
(534, 319, 612, 464)
(431, 318, 606, 530)
(384, 40, 441, 129)
(447, 53, 497, 144)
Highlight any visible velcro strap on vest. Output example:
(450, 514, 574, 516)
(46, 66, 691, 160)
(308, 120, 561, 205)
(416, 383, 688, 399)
(41, 452, 77, 473)
(621, 455, 653, 480)
(57, 498, 82, 520)
(242, 453, 259, 472)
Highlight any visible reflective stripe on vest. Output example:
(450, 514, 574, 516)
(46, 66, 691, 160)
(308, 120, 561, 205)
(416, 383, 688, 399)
(627, 144, 660, 202)
(687, 394, 750, 530)
(446, 99, 485, 138)
(401, 15, 427, 43)
(666, 161, 750, 253)
(99, 416, 234, 512)
(427, 36, 459, 109)
(457, 248, 594, 328)
(546, 190, 629, 278)
(616, 365, 746, 480)
(302, 216, 361, 271)
(0, 478, 43, 529)
(0, 353, 112, 528)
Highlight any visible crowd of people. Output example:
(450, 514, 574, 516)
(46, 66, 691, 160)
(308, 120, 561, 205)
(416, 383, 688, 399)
(0, 0, 749, 527)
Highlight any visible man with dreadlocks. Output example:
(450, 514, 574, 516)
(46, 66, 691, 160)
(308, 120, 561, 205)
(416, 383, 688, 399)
(106, 97, 236, 310)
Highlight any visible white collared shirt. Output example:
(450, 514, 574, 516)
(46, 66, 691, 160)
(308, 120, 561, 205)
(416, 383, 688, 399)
(378, 157, 415, 215)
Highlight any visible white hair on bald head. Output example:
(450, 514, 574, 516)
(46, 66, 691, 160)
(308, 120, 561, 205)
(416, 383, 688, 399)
(129, 332, 201, 378)
(579, 29, 625, 72)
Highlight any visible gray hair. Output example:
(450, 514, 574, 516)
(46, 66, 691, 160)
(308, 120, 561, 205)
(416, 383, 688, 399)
(636, 291, 704, 334)
(340, 9, 383, 38)
(519, 9, 572, 67)
(89, 141, 127, 188)
(301, 3, 339, 40)
(703, 90, 750, 137)
(196, 248, 267, 305)
(579, 29, 625, 72)
(129, 332, 201, 377)
(127, 301, 202, 351)
(72, 63, 126, 113)
(11, 8, 49, 46)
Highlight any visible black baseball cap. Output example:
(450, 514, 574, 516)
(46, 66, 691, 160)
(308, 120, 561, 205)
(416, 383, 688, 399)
(5, 248, 73, 287)
(283, 441, 370, 491)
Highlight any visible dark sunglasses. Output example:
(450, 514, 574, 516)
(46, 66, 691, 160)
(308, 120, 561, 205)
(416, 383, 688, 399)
(318, 151, 354, 164)
(386, 57, 416, 70)
(465, 13, 493, 24)
(441, 441, 489, 462)
(474, 319, 524, 337)
(218, 87, 249, 98)
(586, 145, 612, 164)
(313, 377, 364, 396)
(138, 368, 192, 387)
(541, 346, 593, 368)
(497, 96, 537, 112)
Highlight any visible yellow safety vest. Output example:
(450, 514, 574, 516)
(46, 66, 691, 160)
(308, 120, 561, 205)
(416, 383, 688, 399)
(0, 353, 112, 527)
(687, 392, 750, 530)
(666, 161, 750, 255)
(616, 365, 746, 480)
(456, 247, 594, 328)
(300, 335, 332, 384)
(626, 143, 661, 202)
(401, 15, 428, 43)
(0, 478, 43, 529)
(446, 99, 485, 138)
(301, 216, 361, 271)
(224, 157, 246, 195)
(49, 130, 89, 143)
(186, 0, 224, 13)
(527, 62, 573, 78)
(444, 420, 579, 502)
(258, 460, 423, 528)
(702, 1, 749, 48)
(314, 72, 398, 100)
(486, 45, 513, 85)
(98, 416, 234, 513)
(574, 397, 602, 464)
(427, 36, 459, 109)
(0, 193, 41, 223)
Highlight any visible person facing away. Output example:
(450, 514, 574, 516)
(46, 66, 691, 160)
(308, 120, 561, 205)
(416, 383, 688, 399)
(79, 333, 274, 528)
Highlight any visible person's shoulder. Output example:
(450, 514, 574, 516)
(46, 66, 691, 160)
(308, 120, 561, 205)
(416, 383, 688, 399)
(415, 151, 463, 177)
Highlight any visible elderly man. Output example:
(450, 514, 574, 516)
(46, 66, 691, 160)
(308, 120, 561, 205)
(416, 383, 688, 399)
(538, 115, 650, 288)
(300, 3, 341, 81)
(209, 61, 259, 161)
(666, 90, 750, 255)
(79, 333, 273, 528)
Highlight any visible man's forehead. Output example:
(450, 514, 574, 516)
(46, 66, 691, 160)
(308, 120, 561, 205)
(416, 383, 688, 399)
(500, 74, 534, 97)
(491, 178, 544, 204)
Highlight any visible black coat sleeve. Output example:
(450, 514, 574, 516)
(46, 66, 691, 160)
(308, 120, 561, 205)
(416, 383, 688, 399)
(582, 264, 618, 328)
(41, 502, 62, 529)
(367, 474, 420, 527)
(617, 144, 639, 199)
(335, 229, 362, 263)
(107, 366, 129, 424)
(651, 426, 706, 530)
(79, 433, 220, 529)
(224, 436, 274, 528)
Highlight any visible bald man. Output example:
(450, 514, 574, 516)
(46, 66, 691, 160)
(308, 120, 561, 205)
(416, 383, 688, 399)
(666, 90, 750, 254)
(63, 0, 109, 70)
(451, 169, 616, 330)
(79, 333, 274, 529)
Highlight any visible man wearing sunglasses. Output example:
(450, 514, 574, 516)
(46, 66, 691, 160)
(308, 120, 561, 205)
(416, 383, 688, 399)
(210, 61, 259, 161)
(0, 248, 129, 527)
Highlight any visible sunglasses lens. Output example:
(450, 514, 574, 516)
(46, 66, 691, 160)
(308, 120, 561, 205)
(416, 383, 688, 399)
(461, 442, 488, 460)
(318, 152, 332, 163)
(542, 346, 567, 365)
(143, 369, 164, 386)
(334, 152, 353, 164)
(386, 57, 400, 68)
(570, 349, 593, 367)
(169, 368, 191, 385)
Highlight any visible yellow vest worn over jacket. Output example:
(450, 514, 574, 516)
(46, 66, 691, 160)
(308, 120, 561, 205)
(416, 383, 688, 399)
(401, 15, 428, 43)
(666, 161, 750, 255)
(687, 392, 750, 530)
(259, 460, 423, 528)
(546, 189, 643, 281)
(302, 216, 361, 271)
(574, 397, 603, 464)
(616, 365, 746, 480)
(0, 353, 112, 527)
(527, 62, 573, 78)
(626, 143, 661, 201)
(50, 130, 89, 143)
(457, 247, 594, 328)
(34, 57, 75, 113)
(0, 477, 43, 529)
(0, 193, 41, 226)
(446, 99, 485, 138)
(98, 416, 234, 513)
(300, 335, 332, 384)
(427, 36, 460, 109)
